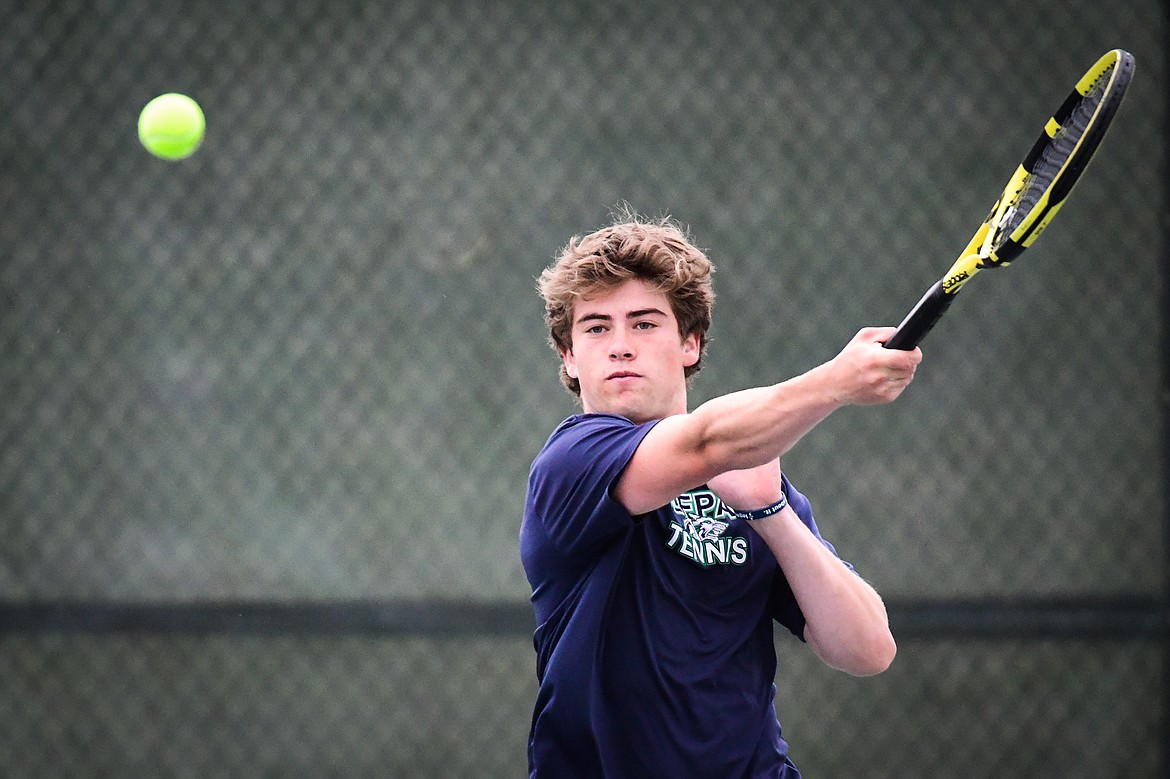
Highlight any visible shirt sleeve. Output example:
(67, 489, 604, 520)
(527, 414, 659, 558)
(770, 473, 857, 639)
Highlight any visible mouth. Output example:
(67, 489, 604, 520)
(606, 371, 641, 381)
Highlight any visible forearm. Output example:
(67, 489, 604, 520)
(749, 507, 896, 676)
(614, 329, 920, 516)
(689, 363, 845, 471)
(688, 326, 921, 473)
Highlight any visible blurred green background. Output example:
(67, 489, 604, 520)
(1, 1, 1165, 776)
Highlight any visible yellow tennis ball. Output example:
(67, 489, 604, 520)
(138, 93, 205, 160)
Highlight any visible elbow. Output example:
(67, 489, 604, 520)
(848, 629, 897, 677)
(814, 624, 897, 677)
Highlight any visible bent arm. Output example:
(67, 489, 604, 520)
(706, 461, 895, 676)
(748, 507, 896, 676)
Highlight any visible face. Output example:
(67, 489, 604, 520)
(561, 278, 700, 424)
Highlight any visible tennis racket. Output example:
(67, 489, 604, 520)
(884, 49, 1135, 351)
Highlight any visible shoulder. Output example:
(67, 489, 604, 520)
(529, 414, 660, 507)
(536, 413, 656, 466)
(525, 415, 658, 558)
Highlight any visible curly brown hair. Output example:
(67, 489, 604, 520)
(537, 212, 715, 396)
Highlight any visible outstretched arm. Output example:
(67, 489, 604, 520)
(614, 327, 921, 515)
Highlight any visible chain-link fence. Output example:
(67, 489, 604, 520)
(1, 0, 1165, 776)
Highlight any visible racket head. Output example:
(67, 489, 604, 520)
(885, 50, 1135, 350)
(978, 49, 1136, 267)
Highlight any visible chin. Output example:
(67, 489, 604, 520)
(607, 400, 658, 425)
(584, 398, 638, 423)
(585, 387, 669, 425)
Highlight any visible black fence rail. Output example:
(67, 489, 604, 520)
(2, 598, 1167, 640)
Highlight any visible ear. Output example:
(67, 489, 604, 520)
(681, 332, 701, 368)
(561, 347, 578, 379)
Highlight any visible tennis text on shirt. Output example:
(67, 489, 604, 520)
(667, 489, 750, 567)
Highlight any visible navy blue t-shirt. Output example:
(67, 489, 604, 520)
(520, 413, 854, 778)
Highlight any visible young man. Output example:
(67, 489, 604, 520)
(521, 215, 922, 778)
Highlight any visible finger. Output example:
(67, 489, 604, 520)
(859, 326, 898, 344)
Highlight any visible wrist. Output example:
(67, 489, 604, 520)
(788, 362, 850, 413)
(730, 490, 788, 522)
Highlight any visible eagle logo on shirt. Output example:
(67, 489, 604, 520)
(666, 490, 749, 567)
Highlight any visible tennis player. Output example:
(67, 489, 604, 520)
(520, 213, 922, 778)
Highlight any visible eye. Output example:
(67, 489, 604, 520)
(584, 324, 606, 335)
(634, 320, 657, 330)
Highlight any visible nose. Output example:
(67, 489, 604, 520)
(609, 327, 634, 359)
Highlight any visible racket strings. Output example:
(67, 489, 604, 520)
(998, 64, 1113, 243)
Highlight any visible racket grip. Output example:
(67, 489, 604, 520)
(883, 281, 954, 350)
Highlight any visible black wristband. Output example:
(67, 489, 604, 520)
(731, 491, 789, 521)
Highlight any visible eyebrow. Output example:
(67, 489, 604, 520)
(575, 307, 668, 326)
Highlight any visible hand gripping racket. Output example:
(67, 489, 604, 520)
(884, 49, 1135, 351)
